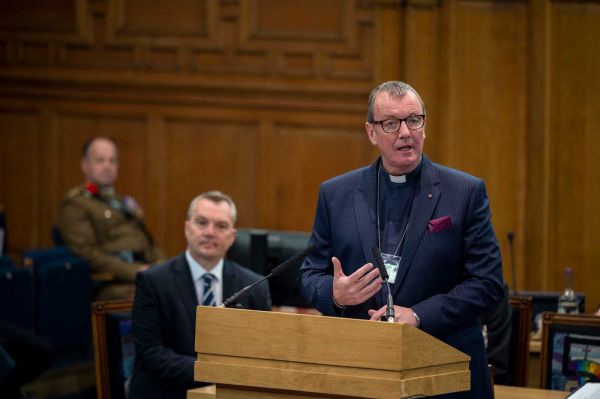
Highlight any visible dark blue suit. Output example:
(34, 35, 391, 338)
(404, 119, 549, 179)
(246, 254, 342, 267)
(130, 254, 271, 399)
(299, 155, 504, 398)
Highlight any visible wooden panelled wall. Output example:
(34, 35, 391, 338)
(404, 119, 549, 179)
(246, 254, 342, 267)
(0, 0, 598, 310)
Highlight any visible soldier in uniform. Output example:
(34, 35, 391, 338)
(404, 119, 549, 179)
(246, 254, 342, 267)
(57, 137, 164, 300)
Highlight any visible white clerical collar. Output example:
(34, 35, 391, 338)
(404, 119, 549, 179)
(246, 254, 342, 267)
(185, 250, 224, 284)
(389, 174, 407, 184)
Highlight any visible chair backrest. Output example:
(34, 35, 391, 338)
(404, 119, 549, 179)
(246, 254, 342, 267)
(227, 228, 269, 275)
(0, 254, 15, 272)
(92, 300, 134, 399)
(518, 290, 586, 333)
(227, 228, 311, 307)
(24, 247, 91, 348)
(0, 266, 34, 330)
(508, 295, 533, 386)
(22, 246, 73, 267)
(539, 312, 600, 391)
(34, 257, 92, 354)
(266, 230, 310, 307)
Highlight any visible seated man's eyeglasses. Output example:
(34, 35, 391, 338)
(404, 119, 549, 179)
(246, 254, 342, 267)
(372, 115, 426, 133)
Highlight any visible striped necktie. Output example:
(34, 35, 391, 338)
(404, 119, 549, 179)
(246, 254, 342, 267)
(202, 273, 217, 307)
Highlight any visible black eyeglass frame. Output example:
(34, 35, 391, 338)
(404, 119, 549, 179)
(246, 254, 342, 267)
(370, 114, 426, 133)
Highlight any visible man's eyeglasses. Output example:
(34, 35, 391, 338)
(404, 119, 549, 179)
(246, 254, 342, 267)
(371, 115, 425, 133)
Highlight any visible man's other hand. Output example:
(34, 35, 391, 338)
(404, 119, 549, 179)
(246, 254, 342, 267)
(368, 305, 419, 326)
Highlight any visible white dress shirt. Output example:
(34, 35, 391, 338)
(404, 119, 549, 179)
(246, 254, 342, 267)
(185, 250, 224, 306)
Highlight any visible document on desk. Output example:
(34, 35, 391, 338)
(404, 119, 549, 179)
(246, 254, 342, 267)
(566, 382, 600, 399)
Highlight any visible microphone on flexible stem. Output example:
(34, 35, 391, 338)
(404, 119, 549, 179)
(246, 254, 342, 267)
(507, 231, 517, 295)
(221, 244, 317, 308)
(371, 246, 394, 323)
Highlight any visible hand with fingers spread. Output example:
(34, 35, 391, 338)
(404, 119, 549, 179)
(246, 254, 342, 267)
(368, 305, 419, 326)
(332, 256, 383, 307)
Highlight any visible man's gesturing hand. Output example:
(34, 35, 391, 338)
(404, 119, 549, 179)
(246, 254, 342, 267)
(332, 257, 383, 307)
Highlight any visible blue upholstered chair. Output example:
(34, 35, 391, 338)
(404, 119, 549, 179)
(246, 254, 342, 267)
(0, 255, 15, 272)
(23, 247, 93, 357)
(0, 266, 34, 330)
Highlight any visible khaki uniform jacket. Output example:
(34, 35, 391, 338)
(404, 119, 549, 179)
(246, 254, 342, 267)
(57, 186, 164, 299)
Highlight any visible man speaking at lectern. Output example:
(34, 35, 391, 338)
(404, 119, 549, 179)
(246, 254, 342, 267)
(299, 81, 504, 399)
(130, 191, 271, 399)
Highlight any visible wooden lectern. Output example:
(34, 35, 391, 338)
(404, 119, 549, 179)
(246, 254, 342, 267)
(193, 307, 470, 399)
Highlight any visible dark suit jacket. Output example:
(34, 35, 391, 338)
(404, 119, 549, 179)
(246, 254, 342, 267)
(130, 254, 271, 399)
(299, 155, 504, 399)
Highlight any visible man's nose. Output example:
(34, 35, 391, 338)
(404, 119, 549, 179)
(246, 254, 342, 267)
(203, 223, 217, 235)
(397, 121, 411, 138)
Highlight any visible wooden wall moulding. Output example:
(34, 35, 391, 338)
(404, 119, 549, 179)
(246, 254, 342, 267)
(239, 0, 373, 54)
(0, 0, 92, 44)
(237, 0, 374, 81)
(372, 0, 441, 8)
(105, 0, 219, 48)
(242, 0, 353, 46)
(0, 0, 375, 106)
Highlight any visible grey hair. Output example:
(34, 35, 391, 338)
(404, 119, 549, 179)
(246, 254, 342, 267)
(187, 190, 237, 225)
(367, 81, 426, 123)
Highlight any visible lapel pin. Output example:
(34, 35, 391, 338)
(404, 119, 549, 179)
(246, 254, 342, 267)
(427, 193, 433, 199)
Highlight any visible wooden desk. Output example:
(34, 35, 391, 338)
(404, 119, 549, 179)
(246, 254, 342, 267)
(189, 385, 567, 399)
(495, 385, 568, 399)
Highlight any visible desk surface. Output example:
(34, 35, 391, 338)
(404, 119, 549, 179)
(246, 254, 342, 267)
(495, 385, 569, 399)
(187, 385, 215, 399)
(189, 385, 568, 399)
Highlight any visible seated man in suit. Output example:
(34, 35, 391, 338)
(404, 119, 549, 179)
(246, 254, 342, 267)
(57, 136, 164, 300)
(130, 191, 271, 399)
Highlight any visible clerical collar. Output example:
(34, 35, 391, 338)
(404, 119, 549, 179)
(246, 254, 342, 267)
(389, 174, 406, 184)
(380, 160, 423, 185)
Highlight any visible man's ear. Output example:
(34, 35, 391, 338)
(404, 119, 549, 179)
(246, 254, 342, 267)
(365, 122, 377, 146)
(225, 228, 237, 251)
(184, 220, 191, 240)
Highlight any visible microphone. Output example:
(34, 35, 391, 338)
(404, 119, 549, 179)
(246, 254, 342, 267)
(507, 231, 517, 295)
(221, 244, 316, 308)
(371, 246, 389, 281)
(371, 246, 394, 323)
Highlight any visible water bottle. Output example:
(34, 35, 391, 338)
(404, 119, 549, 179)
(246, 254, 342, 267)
(557, 267, 579, 314)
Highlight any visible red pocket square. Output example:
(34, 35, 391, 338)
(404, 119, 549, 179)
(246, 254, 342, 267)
(428, 216, 453, 234)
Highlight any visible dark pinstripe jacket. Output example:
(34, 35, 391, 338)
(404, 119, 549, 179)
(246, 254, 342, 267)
(299, 155, 504, 399)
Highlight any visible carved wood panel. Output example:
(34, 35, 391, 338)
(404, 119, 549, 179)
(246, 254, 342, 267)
(0, 0, 599, 308)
